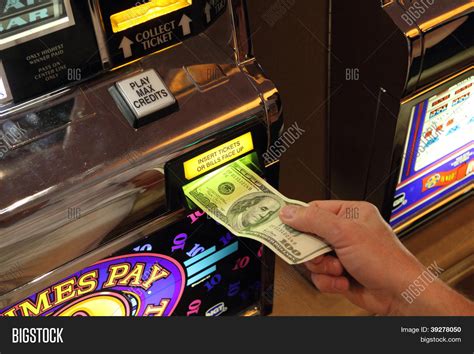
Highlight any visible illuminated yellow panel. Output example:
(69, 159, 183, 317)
(111, 0, 192, 33)
(184, 132, 254, 180)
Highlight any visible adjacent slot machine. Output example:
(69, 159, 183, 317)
(389, 71, 473, 232)
(329, 0, 473, 235)
(0, 0, 282, 316)
(329, 0, 472, 297)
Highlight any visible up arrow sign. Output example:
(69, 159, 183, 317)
(119, 36, 134, 58)
(205, 2, 212, 23)
(179, 14, 192, 36)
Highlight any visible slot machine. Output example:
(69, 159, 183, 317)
(379, 0, 473, 235)
(329, 1, 472, 295)
(0, 0, 282, 316)
(329, 0, 472, 234)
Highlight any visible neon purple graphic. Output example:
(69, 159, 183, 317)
(1, 254, 186, 317)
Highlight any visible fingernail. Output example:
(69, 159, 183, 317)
(280, 205, 298, 219)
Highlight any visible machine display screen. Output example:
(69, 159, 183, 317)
(0, 0, 70, 45)
(1, 211, 265, 316)
(390, 74, 474, 229)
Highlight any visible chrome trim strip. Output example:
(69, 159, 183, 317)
(88, 0, 111, 68)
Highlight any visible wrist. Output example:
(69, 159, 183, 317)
(392, 278, 474, 316)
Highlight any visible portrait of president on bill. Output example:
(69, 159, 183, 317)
(228, 192, 285, 231)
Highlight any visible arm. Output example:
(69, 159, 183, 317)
(279, 201, 474, 316)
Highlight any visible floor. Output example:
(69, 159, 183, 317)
(271, 197, 474, 316)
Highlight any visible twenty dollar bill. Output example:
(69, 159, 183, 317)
(183, 160, 332, 264)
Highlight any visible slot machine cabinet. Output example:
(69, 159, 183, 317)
(0, 0, 282, 316)
(329, 0, 474, 235)
(329, 1, 473, 295)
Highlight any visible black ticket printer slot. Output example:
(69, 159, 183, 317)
(165, 122, 269, 212)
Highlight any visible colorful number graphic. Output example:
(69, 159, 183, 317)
(186, 243, 205, 258)
(227, 281, 240, 297)
(203, 274, 222, 291)
(187, 210, 206, 224)
(172, 233, 188, 252)
(186, 299, 202, 316)
(232, 256, 250, 271)
(219, 232, 233, 246)
(133, 244, 152, 252)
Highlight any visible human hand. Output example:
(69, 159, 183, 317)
(279, 200, 473, 316)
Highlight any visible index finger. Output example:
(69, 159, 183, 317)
(280, 204, 354, 248)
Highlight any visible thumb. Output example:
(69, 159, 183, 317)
(280, 204, 352, 248)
